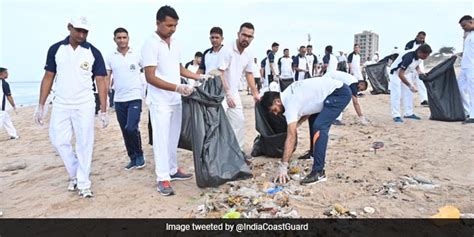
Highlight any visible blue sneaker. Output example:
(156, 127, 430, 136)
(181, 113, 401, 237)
(135, 155, 146, 169)
(403, 114, 421, 120)
(393, 117, 404, 123)
(124, 159, 136, 171)
(170, 168, 193, 181)
(157, 181, 174, 196)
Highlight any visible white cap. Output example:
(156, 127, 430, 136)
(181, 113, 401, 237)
(70, 16, 90, 31)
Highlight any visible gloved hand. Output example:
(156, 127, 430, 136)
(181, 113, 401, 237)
(13, 107, 18, 115)
(273, 161, 290, 184)
(34, 104, 46, 126)
(359, 116, 369, 125)
(175, 84, 194, 96)
(198, 74, 214, 83)
(99, 112, 109, 128)
(409, 84, 418, 93)
(226, 91, 236, 108)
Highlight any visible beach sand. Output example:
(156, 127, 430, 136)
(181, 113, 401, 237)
(1, 76, 473, 218)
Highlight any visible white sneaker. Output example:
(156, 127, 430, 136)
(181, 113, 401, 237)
(78, 188, 93, 198)
(67, 178, 77, 191)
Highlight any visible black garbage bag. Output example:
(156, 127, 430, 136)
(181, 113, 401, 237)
(279, 79, 294, 92)
(419, 56, 465, 121)
(365, 61, 390, 94)
(178, 76, 252, 187)
(251, 101, 291, 158)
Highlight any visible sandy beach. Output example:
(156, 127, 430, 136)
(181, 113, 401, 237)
(1, 76, 473, 218)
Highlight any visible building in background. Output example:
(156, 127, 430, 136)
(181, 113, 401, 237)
(354, 30, 379, 63)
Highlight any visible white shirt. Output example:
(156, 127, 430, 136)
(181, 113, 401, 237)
(219, 40, 254, 93)
(389, 51, 422, 75)
(281, 77, 343, 124)
(348, 52, 362, 74)
(265, 51, 279, 79)
(106, 48, 143, 102)
(278, 57, 294, 79)
(295, 55, 308, 81)
(462, 31, 473, 69)
(252, 61, 260, 78)
(306, 54, 317, 77)
(325, 71, 358, 85)
(44, 37, 107, 108)
(323, 54, 338, 74)
(141, 33, 182, 106)
(201, 46, 224, 74)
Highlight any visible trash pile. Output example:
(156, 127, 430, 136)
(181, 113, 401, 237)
(373, 175, 440, 199)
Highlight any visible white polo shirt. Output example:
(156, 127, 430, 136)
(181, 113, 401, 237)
(141, 33, 182, 106)
(199, 46, 224, 74)
(281, 77, 343, 124)
(306, 54, 318, 77)
(462, 31, 473, 69)
(293, 55, 309, 81)
(323, 53, 338, 74)
(389, 51, 422, 75)
(106, 48, 143, 102)
(219, 40, 254, 93)
(348, 52, 362, 75)
(44, 36, 107, 108)
(265, 51, 279, 79)
(278, 57, 294, 79)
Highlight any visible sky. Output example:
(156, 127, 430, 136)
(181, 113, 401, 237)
(1, 0, 473, 82)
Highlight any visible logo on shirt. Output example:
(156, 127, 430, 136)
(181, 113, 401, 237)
(80, 61, 90, 71)
(130, 64, 136, 71)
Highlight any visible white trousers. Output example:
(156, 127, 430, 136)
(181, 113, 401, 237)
(222, 91, 245, 150)
(459, 68, 474, 116)
(389, 73, 414, 118)
(0, 111, 18, 137)
(49, 105, 95, 189)
(407, 72, 428, 102)
(149, 103, 181, 182)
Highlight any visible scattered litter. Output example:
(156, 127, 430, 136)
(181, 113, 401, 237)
(222, 210, 241, 219)
(371, 141, 384, 154)
(363, 207, 375, 214)
(431, 205, 460, 219)
(266, 186, 283, 195)
(334, 203, 349, 214)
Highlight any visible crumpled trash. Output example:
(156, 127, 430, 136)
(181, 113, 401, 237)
(266, 186, 283, 195)
(334, 203, 349, 214)
(431, 206, 460, 219)
(223, 210, 241, 219)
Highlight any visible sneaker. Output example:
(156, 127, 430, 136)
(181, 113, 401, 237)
(300, 170, 327, 185)
(67, 178, 77, 191)
(9, 135, 19, 140)
(157, 181, 174, 196)
(298, 150, 314, 160)
(332, 120, 344, 126)
(124, 160, 136, 171)
(170, 168, 193, 181)
(135, 155, 146, 169)
(78, 188, 94, 198)
(393, 117, 404, 123)
(462, 118, 474, 124)
(403, 114, 421, 120)
(420, 100, 429, 106)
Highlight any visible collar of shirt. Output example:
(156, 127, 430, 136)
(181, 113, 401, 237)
(153, 32, 175, 45)
(114, 47, 134, 55)
(212, 45, 224, 53)
(61, 36, 91, 49)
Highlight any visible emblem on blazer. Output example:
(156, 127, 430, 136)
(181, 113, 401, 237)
(130, 64, 136, 71)
(80, 61, 90, 71)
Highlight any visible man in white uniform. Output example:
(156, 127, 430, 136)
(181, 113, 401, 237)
(322, 45, 338, 75)
(261, 78, 352, 185)
(278, 48, 294, 80)
(34, 16, 109, 198)
(0, 67, 19, 140)
(198, 27, 224, 75)
(292, 46, 309, 81)
(405, 31, 428, 106)
(141, 6, 212, 196)
(348, 44, 363, 81)
(389, 44, 432, 123)
(219, 22, 260, 161)
(265, 42, 280, 85)
(106, 27, 145, 171)
(458, 15, 474, 123)
(306, 45, 318, 77)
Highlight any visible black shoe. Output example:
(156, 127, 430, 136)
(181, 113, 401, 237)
(135, 155, 146, 169)
(124, 160, 136, 171)
(300, 170, 327, 185)
(420, 100, 428, 106)
(298, 150, 314, 160)
(462, 118, 474, 124)
(332, 120, 345, 126)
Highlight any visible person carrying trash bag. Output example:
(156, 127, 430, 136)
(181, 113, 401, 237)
(179, 70, 252, 188)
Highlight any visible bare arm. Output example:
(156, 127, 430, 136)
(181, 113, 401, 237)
(180, 64, 200, 80)
(144, 66, 179, 92)
(95, 76, 108, 113)
(397, 69, 412, 87)
(6, 95, 15, 109)
(38, 71, 56, 105)
(297, 115, 309, 126)
(352, 95, 363, 117)
(282, 122, 297, 163)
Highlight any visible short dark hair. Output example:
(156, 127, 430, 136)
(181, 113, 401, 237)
(266, 49, 272, 55)
(272, 42, 279, 47)
(325, 45, 333, 54)
(299, 46, 306, 50)
(354, 43, 359, 47)
(210, 26, 223, 36)
(417, 44, 432, 54)
(417, 31, 426, 36)
(459, 15, 472, 23)
(283, 48, 289, 52)
(239, 22, 254, 31)
(0, 67, 7, 73)
(358, 80, 368, 91)
(113, 27, 128, 36)
(260, 91, 281, 111)
(156, 5, 179, 21)
(194, 51, 203, 58)
(307, 45, 313, 48)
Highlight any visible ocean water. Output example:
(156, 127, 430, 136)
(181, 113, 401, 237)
(8, 81, 41, 106)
